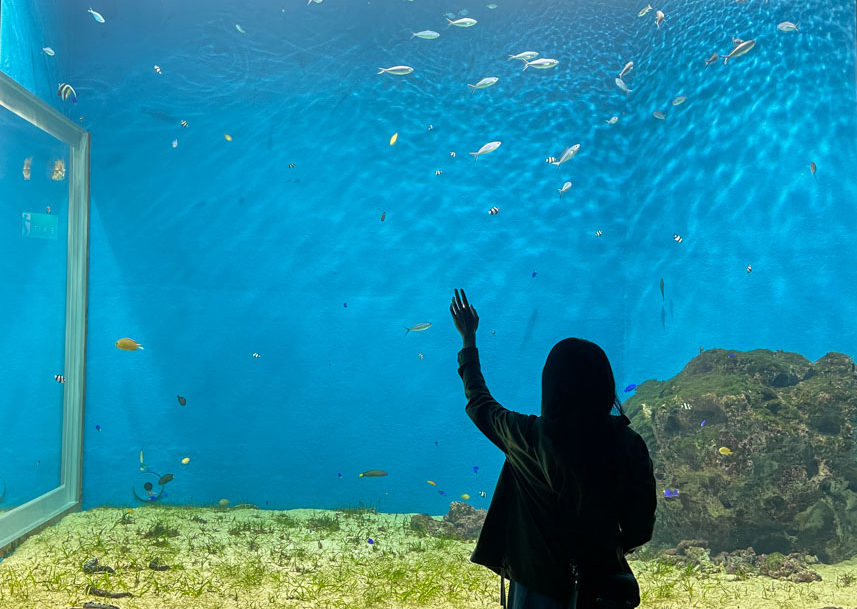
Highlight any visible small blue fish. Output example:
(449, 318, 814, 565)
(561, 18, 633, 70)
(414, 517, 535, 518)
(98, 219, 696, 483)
(532, 271, 538, 277)
(367, 538, 374, 544)
(701, 419, 706, 427)
(337, 472, 342, 478)
(624, 384, 637, 392)
(434, 440, 438, 446)
(664, 488, 680, 498)
(95, 424, 102, 431)
(343, 302, 347, 308)
(728, 353, 735, 358)
(438, 490, 446, 496)
(472, 466, 479, 473)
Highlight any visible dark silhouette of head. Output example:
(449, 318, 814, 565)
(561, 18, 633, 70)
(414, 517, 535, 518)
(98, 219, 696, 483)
(541, 338, 621, 426)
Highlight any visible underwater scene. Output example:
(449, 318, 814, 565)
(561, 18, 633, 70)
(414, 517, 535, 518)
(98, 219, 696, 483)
(1, 0, 857, 607)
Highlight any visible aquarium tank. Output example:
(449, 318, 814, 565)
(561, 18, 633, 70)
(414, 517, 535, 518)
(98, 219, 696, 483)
(1, 0, 856, 607)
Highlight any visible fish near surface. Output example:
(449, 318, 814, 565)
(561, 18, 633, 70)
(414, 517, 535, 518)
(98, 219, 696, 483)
(469, 141, 502, 159)
(115, 337, 143, 350)
(359, 469, 388, 477)
(723, 39, 756, 64)
(405, 322, 432, 333)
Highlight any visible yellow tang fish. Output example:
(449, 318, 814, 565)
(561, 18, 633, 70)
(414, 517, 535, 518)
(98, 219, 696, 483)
(181, 457, 190, 464)
(426, 480, 437, 486)
(461, 493, 470, 500)
(390, 132, 398, 146)
(115, 338, 144, 350)
(718, 446, 732, 456)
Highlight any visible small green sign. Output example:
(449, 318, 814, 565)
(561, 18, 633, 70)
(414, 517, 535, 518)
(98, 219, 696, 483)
(22, 212, 59, 240)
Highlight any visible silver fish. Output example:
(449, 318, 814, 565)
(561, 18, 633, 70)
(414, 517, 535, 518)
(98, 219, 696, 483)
(638, 4, 653, 17)
(723, 39, 756, 64)
(558, 181, 572, 197)
(551, 144, 580, 167)
(606, 116, 618, 124)
(523, 58, 559, 71)
(615, 77, 633, 93)
(378, 65, 414, 75)
(508, 51, 539, 62)
(405, 323, 432, 334)
(704, 52, 719, 66)
(777, 21, 799, 32)
(411, 30, 440, 39)
(656, 10, 665, 28)
(619, 61, 634, 79)
(468, 77, 499, 93)
(469, 141, 502, 159)
(446, 17, 477, 27)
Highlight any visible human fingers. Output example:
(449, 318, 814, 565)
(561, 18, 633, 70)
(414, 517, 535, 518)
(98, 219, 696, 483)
(454, 288, 463, 309)
(460, 289, 470, 309)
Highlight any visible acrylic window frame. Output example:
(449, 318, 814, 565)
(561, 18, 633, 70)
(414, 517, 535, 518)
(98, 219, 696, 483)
(0, 70, 90, 556)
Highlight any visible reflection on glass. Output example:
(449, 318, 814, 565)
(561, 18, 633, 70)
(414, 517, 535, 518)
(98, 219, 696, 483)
(0, 102, 69, 511)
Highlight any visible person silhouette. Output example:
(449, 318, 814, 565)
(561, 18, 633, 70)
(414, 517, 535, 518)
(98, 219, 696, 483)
(450, 288, 657, 609)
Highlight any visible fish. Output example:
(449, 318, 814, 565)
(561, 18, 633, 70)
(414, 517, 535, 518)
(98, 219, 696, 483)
(551, 144, 580, 167)
(532, 271, 538, 278)
(427, 480, 437, 486)
(288, 163, 296, 168)
(158, 474, 174, 485)
(115, 338, 144, 351)
(52, 160, 66, 181)
(487, 4, 498, 8)
(450, 152, 456, 158)
(43, 47, 55, 56)
(595, 230, 602, 237)
(728, 353, 735, 358)
(810, 161, 817, 181)
(660, 278, 664, 299)
(224, 134, 232, 141)
(381, 212, 386, 221)
(181, 457, 190, 464)
(318, 541, 323, 549)
(673, 234, 683, 243)
(468, 77, 499, 93)
(723, 39, 756, 64)
(718, 447, 732, 456)
(508, 51, 539, 62)
(619, 61, 634, 79)
(747, 264, 752, 273)
(378, 65, 414, 75)
(655, 10, 665, 28)
(438, 490, 447, 496)
(154, 65, 162, 74)
(470, 141, 502, 159)
(57, 83, 77, 103)
(461, 494, 471, 500)
(704, 53, 719, 66)
(638, 4, 653, 17)
(252, 352, 261, 357)
(171, 139, 178, 148)
(606, 116, 618, 124)
(359, 469, 388, 477)
(701, 420, 706, 426)
(181, 120, 188, 127)
(390, 132, 398, 146)
(235, 24, 246, 34)
(23, 157, 32, 180)
(664, 488, 680, 497)
(405, 322, 432, 334)
(219, 498, 229, 506)
(418, 353, 424, 359)
(88, 7, 105, 23)
(672, 96, 686, 105)
(777, 21, 799, 32)
(428, 125, 433, 131)
(681, 402, 692, 410)
(411, 30, 440, 39)
(473, 466, 479, 473)
(489, 206, 499, 215)
(624, 384, 637, 392)
(523, 58, 559, 71)
(446, 17, 477, 27)
(95, 425, 101, 431)
(615, 78, 632, 93)
(479, 491, 487, 497)
(46, 206, 51, 214)
(545, 156, 557, 163)
(177, 395, 187, 406)
(558, 181, 572, 197)
(55, 374, 66, 383)
(367, 538, 375, 544)
(732, 37, 744, 47)
(653, 110, 666, 119)
(435, 170, 443, 175)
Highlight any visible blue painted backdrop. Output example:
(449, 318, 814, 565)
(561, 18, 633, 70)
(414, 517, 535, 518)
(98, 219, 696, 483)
(1, 0, 855, 515)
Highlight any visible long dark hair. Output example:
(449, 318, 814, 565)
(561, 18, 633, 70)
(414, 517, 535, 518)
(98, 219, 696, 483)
(540, 338, 624, 514)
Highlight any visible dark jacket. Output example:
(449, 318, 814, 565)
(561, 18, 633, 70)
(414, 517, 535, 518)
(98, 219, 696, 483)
(458, 347, 657, 606)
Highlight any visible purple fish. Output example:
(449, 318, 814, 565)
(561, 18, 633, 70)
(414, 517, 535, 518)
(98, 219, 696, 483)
(95, 424, 102, 431)
(438, 490, 446, 496)
(664, 488, 680, 498)
(367, 538, 374, 544)
(701, 419, 706, 427)
(472, 466, 479, 473)
(532, 271, 538, 278)
(624, 384, 637, 392)
(728, 353, 735, 358)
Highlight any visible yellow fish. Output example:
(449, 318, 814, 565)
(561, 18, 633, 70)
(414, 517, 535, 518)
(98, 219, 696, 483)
(718, 446, 732, 456)
(219, 498, 230, 506)
(426, 480, 437, 486)
(390, 132, 398, 146)
(461, 494, 470, 500)
(224, 134, 232, 141)
(181, 457, 190, 464)
(115, 337, 144, 350)
(127, 508, 134, 514)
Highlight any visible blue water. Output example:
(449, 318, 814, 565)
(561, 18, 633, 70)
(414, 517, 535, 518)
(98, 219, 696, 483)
(1, 0, 855, 514)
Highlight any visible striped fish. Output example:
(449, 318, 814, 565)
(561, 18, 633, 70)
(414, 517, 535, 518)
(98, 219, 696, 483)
(57, 83, 77, 103)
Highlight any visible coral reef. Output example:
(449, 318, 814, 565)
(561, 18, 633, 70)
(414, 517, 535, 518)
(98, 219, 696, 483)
(624, 349, 857, 562)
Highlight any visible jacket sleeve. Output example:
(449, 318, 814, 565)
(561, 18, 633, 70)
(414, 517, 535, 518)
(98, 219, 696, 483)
(457, 347, 536, 454)
(618, 432, 657, 554)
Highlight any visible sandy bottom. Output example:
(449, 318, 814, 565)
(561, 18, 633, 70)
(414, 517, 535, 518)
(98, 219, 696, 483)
(1, 505, 855, 609)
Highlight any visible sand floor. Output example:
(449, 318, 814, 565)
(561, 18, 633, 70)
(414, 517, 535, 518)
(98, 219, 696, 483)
(1, 505, 855, 609)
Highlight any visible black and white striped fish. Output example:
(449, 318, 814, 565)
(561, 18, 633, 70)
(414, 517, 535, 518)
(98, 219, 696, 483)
(57, 83, 77, 103)
(55, 374, 66, 383)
